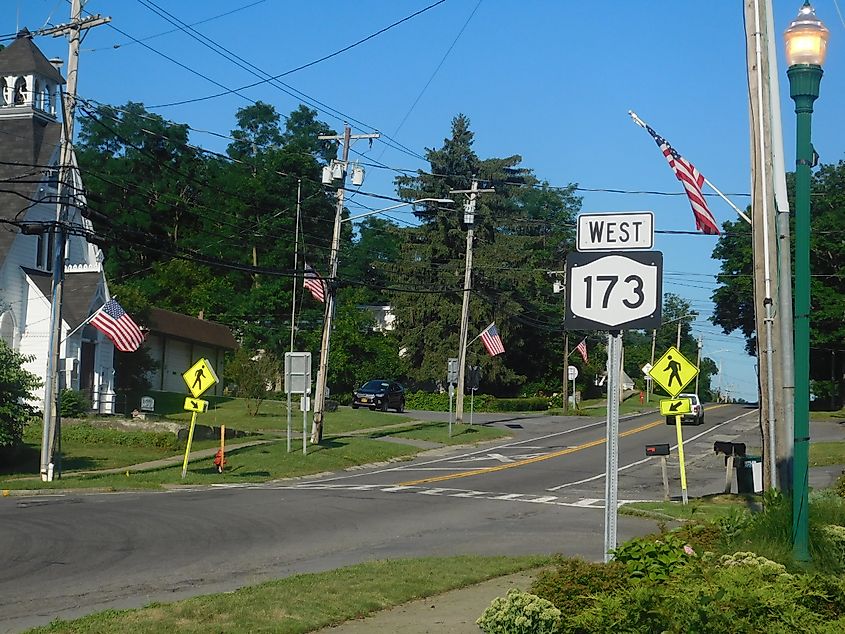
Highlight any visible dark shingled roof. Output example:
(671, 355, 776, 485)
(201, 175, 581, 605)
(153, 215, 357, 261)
(22, 267, 102, 329)
(0, 117, 61, 262)
(145, 308, 238, 350)
(0, 30, 65, 84)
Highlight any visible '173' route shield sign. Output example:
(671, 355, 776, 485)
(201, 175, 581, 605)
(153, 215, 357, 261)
(565, 251, 662, 330)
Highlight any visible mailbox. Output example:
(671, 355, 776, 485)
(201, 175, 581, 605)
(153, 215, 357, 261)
(713, 441, 746, 457)
(645, 443, 670, 457)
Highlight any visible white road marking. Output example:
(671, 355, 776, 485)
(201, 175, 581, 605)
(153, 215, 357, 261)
(548, 409, 757, 491)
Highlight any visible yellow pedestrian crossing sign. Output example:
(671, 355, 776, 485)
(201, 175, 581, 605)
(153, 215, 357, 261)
(648, 346, 698, 398)
(660, 397, 692, 416)
(182, 358, 219, 398)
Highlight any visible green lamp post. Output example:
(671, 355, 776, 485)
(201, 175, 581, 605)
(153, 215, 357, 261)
(784, 0, 829, 562)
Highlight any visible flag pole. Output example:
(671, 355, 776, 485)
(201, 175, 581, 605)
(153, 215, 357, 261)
(628, 110, 751, 225)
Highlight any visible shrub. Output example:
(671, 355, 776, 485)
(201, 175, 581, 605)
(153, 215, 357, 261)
(530, 557, 628, 616)
(488, 397, 548, 412)
(0, 340, 41, 448)
(819, 525, 845, 567)
(835, 471, 845, 498)
(476, 588, 561, 634)
(718, 551, 790, 578)
(571, 564, 845, 633)
(610, 532, 696, 583)
(60, 389, 89, 418)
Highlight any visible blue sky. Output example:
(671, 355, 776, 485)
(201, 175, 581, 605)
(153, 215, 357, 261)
(6, 1, 845, 402)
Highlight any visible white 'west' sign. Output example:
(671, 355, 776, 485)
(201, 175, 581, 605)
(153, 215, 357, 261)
(577, 212, 654, 252)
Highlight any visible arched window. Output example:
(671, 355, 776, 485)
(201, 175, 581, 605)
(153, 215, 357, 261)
(0, 311, 15, 347)
(13, 77, 27, 105)
(33, 79, 42, 109)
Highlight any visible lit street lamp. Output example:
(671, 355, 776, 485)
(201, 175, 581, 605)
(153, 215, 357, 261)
(784, 0, 829, 562)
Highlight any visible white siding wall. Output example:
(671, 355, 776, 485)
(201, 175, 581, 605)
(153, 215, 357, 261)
(162, 339, 191, 393)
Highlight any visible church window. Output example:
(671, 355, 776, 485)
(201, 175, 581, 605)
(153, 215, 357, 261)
(13, 77, 26, 105)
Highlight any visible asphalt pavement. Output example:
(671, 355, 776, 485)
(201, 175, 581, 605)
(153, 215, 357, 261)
(1, 404, 843, 633)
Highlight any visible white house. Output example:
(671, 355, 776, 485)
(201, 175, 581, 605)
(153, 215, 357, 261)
(0, 30, 117, 412)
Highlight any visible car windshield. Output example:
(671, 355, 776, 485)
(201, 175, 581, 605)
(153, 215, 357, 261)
(360, 380, 390, 392)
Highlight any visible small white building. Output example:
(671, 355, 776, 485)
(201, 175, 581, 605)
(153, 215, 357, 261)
(0, 30, 116, 412)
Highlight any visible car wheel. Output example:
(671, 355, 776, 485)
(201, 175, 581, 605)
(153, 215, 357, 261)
(352, 404, 359, 410)
(699, 415, 705, 425)
(380, 400, 388, 412)
(396, 399, 405, 413)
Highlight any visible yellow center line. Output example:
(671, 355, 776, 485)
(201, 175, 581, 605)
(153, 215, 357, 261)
(398, 404, 730, 486)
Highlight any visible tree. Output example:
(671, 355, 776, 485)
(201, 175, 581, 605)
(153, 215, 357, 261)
(711, 162, 845, 406)
(0, 341, 41, 448)
(225, 348, 279, 417)
(390, 114, 580, 394)
(226, 101, 283, 161)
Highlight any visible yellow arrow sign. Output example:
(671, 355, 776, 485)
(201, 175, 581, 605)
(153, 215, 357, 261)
(182, 358, 219, 399)
(648, 345, 698, 398)
(183, 397, 209, 413)
(660, 398, 692, 416)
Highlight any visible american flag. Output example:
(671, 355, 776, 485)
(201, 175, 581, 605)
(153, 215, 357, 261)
(575, 338, 588, 363)
(303, 263, 326, 303)
(89, 299, 145, 353)
(645, 124, 720, 235)
(480, 323, 505, 357)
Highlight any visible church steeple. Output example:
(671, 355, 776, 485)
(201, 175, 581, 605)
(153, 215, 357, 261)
(0, 29, 65, 121)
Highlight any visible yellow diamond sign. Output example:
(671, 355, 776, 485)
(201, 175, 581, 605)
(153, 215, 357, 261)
(182, 358, 219, 398)
(660, 397, 692, 416)
(648, 346, 698, 398)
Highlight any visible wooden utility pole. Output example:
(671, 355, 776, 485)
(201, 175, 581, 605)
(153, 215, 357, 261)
(745, 0, 784, 489)
(312, 125, 379, 443)
(37, 0, 110, 481)
(452, 179, 495, 424)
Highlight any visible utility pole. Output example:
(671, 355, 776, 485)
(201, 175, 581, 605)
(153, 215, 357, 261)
(694, 336, 703, 394)
(745, 0, 784, 489)
(312, 125, 379, 443)
(452, 179, 495, 424)
(37, 0, 110, 481)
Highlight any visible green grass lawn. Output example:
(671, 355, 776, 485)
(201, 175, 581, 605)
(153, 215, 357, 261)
(24, 555, 551, 634)
(620, 494, 761, 522)
(810, 408, 845, 422)
(810, 441, 845, 467)
(373, 421, 508, 445)
(163, 395, 415, 434)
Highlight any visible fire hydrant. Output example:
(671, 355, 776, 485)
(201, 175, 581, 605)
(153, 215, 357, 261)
(213, 449, 226, 473)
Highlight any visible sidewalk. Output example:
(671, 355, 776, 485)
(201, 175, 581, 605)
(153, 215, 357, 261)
(310, 570, 536, 634)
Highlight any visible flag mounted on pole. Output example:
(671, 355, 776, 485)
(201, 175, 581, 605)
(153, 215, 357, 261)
(575, 338, 588, 363)
(89, 299, 145, 353)
(630, 112, 720, 235)
(303, 263, 326, 303)
(479, 323, 505, 356)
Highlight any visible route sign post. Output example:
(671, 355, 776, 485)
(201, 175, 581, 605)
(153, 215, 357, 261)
(447, 358, 458, 437)
(567, 218, 664, 562)
(181, 358, 219, 479)
(648, 347, 699, 504)
(285, 352, 312, 455)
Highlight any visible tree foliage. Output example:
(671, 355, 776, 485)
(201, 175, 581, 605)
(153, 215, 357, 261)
(390, 114, 580, 394)
(711, 161, 845, 405)
(0, 340, 41, 448)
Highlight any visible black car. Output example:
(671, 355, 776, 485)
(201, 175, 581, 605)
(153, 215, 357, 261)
(352, 380, 405, 412)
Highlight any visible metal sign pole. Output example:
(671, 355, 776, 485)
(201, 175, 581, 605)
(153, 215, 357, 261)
(448, 384, 454, 437)
(675, 415, 688, 504)
(604, 332, 621, 562)
(303, 395, 308, 456)
(286, 392, 292, 453)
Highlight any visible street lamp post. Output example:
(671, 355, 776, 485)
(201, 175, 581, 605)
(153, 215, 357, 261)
(784, 0, 829, 562)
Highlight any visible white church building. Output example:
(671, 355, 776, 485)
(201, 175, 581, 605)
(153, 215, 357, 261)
(0, 30, 117, 412)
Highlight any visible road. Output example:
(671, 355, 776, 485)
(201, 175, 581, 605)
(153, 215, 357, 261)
(0, 403, 757, 632)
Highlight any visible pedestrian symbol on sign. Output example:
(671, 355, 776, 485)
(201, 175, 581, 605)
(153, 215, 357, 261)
(663, 355, 683, 388)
